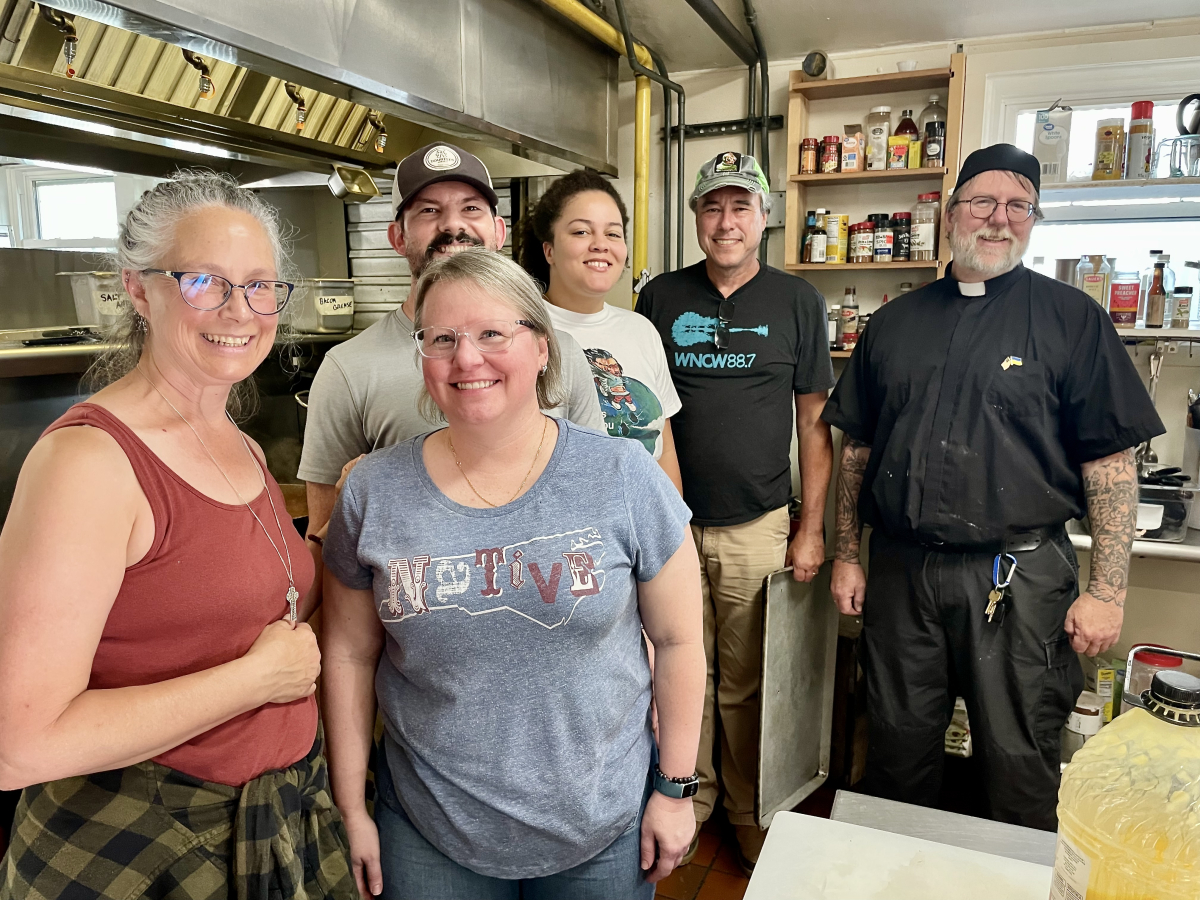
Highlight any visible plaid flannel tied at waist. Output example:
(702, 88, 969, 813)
(1, 729, 355, 900)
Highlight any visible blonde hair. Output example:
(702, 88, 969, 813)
(85, 169, 296, 420)
(411, 248, 566, 423)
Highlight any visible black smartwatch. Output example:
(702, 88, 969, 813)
(653, 764, 700, 799)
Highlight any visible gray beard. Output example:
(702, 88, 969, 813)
(948, 225, 1029, 279)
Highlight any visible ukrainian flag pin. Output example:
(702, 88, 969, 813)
(1001, 356, 1024, 370)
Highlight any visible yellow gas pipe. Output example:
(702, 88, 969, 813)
(536, 0, 653, 300)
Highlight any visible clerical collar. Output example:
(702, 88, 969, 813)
(946, 262, 1025, 298)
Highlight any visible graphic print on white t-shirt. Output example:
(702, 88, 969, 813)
(582, 347, 664, 453)
(382, 525, 606, 629)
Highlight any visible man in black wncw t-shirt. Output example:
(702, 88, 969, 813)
(637, 152, 835, 872)
(822, 144, 1163, 830)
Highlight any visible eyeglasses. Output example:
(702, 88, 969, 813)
(413, 319, 536, 359)
(955, 197, 1038, 222)
(714, 299, 736, 349)
(143, 270, 294, 315)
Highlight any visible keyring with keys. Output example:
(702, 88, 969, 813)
(986, 553, 1018, 623)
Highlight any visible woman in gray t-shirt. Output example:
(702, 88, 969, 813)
(321, 248, 705, 899)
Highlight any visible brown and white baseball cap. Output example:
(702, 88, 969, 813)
(390, 142, 499, 220)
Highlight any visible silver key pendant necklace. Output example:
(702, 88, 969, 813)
(136, 365, 299, 622)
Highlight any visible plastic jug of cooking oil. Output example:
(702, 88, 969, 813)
(1051, 664, 1200, 900)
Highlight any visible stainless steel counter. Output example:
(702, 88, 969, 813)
(0, 329, 357, 377)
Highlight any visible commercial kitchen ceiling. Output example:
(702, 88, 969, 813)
(622, 0, 1200, 71)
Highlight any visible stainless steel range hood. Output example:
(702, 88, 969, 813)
(0, 0, 618, 180)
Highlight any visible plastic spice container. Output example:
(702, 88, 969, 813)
(869, 213, 893, 263)
(1122, 647, 1184, 713)
(849, 222, 875, 263)
(1092, 118, 1126, 180)
(820, 135, 841, 173)
(891, 212, 911, 261)
(1171, 287, 1192, 329)
(800, 138, 819, 175)
(912, 192, 941, 260)
(1108, 271, 1140, 326)
(866, 107, 891, 171)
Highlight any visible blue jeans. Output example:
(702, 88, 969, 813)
(373, 752, 655, 900)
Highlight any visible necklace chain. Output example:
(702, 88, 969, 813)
(448, 416, 550, 508)
(136, 366, 298, 621)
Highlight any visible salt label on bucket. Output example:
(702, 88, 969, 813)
(93, 289, 129, 317)
(1049, 832, 1091, 900)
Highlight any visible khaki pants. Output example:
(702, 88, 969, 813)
(691, 506, 790, 827)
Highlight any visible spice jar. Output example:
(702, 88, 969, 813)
(1092, 118, 1126, 180)
(912, 192, 941, 260)
(869, 213, 893, 263)
(891, 212, 911, 262)
(923, 121, 946, 167)
(849, 222, 875, 263)
(820, 135, 841, 173)
(800, 138, 819, 175)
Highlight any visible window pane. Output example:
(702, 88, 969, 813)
(1024, 219, 1200, 276)
(35, 179, 118, 241)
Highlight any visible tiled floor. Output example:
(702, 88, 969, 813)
(657, 786, 838, 899)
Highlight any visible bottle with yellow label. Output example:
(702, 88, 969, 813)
(1051, 664, 1200, 900)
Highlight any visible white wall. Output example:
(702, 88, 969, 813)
(615, 18, 1200, 664)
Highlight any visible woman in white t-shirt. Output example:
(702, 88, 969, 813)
(520, 171, 683, 491)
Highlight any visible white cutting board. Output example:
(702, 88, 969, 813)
(745, 812, 1054, 900)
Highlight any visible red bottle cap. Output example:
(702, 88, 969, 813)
(1131, 100, 1154, 121)
(823, 135, 841, 143)
(917, 192, 942, 201)
(891, 212, 912, 220)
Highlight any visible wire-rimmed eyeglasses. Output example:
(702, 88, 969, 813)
(953, 196, 1040, 222)
(413, 319, 536, 359)
(142, 270, 294, 315)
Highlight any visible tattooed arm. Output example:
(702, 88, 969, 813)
(1064, 448, 1137, 656)
(830, 434, 872, 615)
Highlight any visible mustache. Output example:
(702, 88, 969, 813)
(425, 230, 485, 259)
(974, 227, 1016, 242)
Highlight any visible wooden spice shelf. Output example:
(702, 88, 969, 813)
(790, 168, 947, 185)
(789, 67, 951, 100)
(786, 261, 940, 272)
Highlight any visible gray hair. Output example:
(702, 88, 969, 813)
(946, 170, 1043, 222)
(85, 169, 296, 420)
(411, 248, 566, 424)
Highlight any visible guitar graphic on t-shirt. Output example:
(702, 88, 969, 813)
(671, 311, 769, 347)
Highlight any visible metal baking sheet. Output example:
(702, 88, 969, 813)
(758, 563, 839, 828)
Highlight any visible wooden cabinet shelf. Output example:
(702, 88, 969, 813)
(786, 261, 939, 272)
(784, 55, 966, 276)
(790, 168, 947, 186)
(789, 67, 952, 99)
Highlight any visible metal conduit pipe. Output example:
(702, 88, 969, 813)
(650, 50, 685, 274)
(743, 0, 770, 261)
(612, 0, 685, 287)
(681, 0, 759, 66)
(535, 0, 654, 289)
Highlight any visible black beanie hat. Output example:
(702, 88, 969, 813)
(954, 143, 1041, 194)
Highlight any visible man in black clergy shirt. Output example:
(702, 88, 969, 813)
(821, 144, 1164, 830)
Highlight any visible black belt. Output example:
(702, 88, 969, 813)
(917, 525, 1061, 555)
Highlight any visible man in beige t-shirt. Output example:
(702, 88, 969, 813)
(300, 143, 603, 538)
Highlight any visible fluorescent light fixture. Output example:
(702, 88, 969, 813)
(1040, 201, 1072, 208)
(1071, 197, 1181, 207)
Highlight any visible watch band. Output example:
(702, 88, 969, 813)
(653, 765, 700, 799)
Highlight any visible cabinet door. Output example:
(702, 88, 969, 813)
(758, 562, 839, 828)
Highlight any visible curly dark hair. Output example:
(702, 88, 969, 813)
(518, 170, 629, 291)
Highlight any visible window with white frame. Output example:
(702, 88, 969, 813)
(34, 177, 118, 243)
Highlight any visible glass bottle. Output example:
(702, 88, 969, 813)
(912, 193, 941, 261)
(1139, 251, 1176, 324)
(895, 109, 919, 138)
(1145, 262, 1167, 328)
(918, 94, 947, 136)
(799, 209, 816, 260)
(1074, 254, 1094, 290)
(866, 107, 892, 172)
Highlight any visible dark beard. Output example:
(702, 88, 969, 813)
(408, 230, 486, 279)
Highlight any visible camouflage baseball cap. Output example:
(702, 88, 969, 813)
(689, 151, 770, 209)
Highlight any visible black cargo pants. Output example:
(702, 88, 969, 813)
(859, 527, 1085, 831)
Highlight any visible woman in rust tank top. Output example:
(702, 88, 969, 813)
(0, 172, 355, 900)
